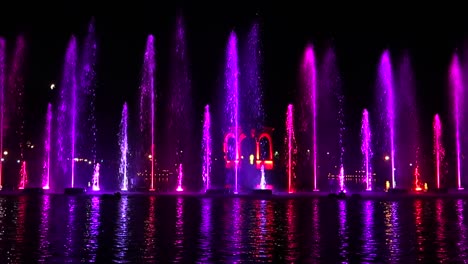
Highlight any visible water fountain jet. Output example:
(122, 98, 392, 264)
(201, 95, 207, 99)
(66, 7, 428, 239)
(176, 163, 184, 192)
(285, 104, 297, 193)
(42, 103, 52, 190)
(361, 109, 372, 191)
(433, 114, 445, 190)
(119, 103, 128, 191)
(202, 105, 212, 192)
(91, 163, 100, 191)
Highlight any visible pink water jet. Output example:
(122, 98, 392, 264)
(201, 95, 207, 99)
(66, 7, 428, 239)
(91, 163, 100, 191)
(18, 161, 27, 189)
(176, 163, 184, 192)
(361, 109, 372, 191)
(119, 103, 128, 191)
(0, 38, 5, 190)
(449, 54, 464, 190)
(42, 103, 52, 189)
(301, 45, 318, 191)
(202, 105, 212, 191)
(433, 114, 444, 189)
(285, 104, 297, 193)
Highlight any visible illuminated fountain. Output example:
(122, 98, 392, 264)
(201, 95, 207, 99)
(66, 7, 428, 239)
(0, 38, 4, 190)
(449, 54, 464, 190)
(433, 114, 445, 190)
(42, 103, 52, 190)
(138, 35, 156, 191)
(119, 102, 128, 191)
(285, 104, 297, 193)
(224, 31, 240, 194)
(18, 161, 27, 189)
(361, 109, 372, 191)
(202, 105, 212, 192)
(259, 165, 266, 189)
(91, 163, 100, 191)
(176, 163, 184, 192)
(378, 50, 397, 189)
(253, 165, 272, 194)
(301, 45, 319, 191)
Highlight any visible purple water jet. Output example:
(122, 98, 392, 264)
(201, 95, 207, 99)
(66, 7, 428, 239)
(57, 36, 79, 188)
(139, 35, 156, 191)
(176, 163, 184, 192)
(0, 37, 5, 190)
(18, 161, 27, 189)
(119, 102, 128, 191)
(224, 31, 240, 194)
(202, 105, 212, 191)
(361, 109, 372, 191)
(91, 163, 100, 191)
(433, 114, 444, 189)
(285, 104, 297, 193)
(259, 164, 266, 190)
(301, 45, 318, 191)
(377, 50, 396, 188)
(42, 103, 52, 189)
(449, 54, 464, 190)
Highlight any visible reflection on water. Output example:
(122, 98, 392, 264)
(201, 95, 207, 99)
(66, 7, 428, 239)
(1, 195, 468, 263)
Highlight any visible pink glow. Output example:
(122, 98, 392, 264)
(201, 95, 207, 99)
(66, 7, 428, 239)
(361, 109, 372, 191)
(414, 165, 423, 191)
(285, 104, 297, 193)
(91, 163, 100, 191)
(433, 114, 444, 189)
(18, 161, 27, 189)
(42, 103, 52, 190)
(339, 166, 345, 192)
(202, 105, 212, 191)
(176, 163, 184, 192)
(0, 38, 5, 190)
(302, 45, 318, 191)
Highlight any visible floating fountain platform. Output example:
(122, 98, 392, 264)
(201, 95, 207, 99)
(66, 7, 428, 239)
(22, 187, 44, 195)
(388, 188, 409, 194)
(205, 189, 227, 195)
(64, 187, 86, 195)
(251, 189, 273, 195)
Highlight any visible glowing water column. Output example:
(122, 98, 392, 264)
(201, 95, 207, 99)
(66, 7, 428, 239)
(119, 103, 129, 191)
(18, 161, 27, 189)
(433, 114, 444, 189)
(202, 105, 212, 191)
(361, 109, 372, 191)
(92, 163, 100, 191)
(176, 163, 184, 192)
(0, 38, 5, 190)
(285, 104, 297, 193)
(42, 103, 52, 189)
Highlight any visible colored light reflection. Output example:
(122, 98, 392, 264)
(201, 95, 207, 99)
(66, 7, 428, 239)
(198, 198, 213, 262)
(38, 195, 51, 263)
(337, 200, 348, 262)
(252, 199, 274, 261)
(174, 197, 184, 262)
(435, 199, 448, 262)
(65, 197, 78, 259)
(286, 199, 299, 261)
(82, 196, 100, 262)
(144, 195, 157, 261)
(361, 200, 377, 262)
(414, 199, 426, 262)
(456, 199, 467, 261)
(311, 198, 320, 261)
(225, 198, 243, 262)
(114, 196, 129, 262)
(383, 201, 401, 262)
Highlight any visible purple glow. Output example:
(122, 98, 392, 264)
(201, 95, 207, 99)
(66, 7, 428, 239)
(301, 45, 319, 191)
(433, 114, 444, 189)
(224, 31, 240, 194)
(285, 104, 297, 193)
(0, 38, 5, 190)
(91, 163, 100, 191)
(58, 36, 79, 188)
(119, 103, 128, 191)
(339, 166, 345, 192)
(176, 163, 184, 192)
(361, 109, 372, 191)
(42, 103, 52, 189)
(18, 161, 27, 189)
(202, 105, 212, 191)
(259, 165, 266, 190)
(139, 35, 156, 191)
(450, 54, 464, 190)
(378, 51, 396, 188)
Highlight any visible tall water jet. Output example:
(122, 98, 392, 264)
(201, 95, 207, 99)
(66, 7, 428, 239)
(259, 164, 266, 190)
(168, 16, 193, 184)
(42, 103, 52, 189)
(0, 38, 5, 190)
(224, 31, 240, 194)
(202, 105, 212, 191)
(138, 35, 156, 191)
(300, 45, 318, 191)
(57, 36, 79, 189)
(361, 109, 372, 191)
(18, 161, 27, 189)
(433, 114, 444, 189)
(285, 104, 297, 193)
(80, 19, 98, 173)
(119, 103, 128, 191)
(377, 50, 396, 188)
(91, 163, 100, 191)
(449, 54, 464, 190)
(176, 163, 184, 192)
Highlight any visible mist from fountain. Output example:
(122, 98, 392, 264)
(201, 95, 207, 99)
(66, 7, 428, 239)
(224, 31, 240, 194)
(119, 102, 129, 191)
(433, 114, 445, 189)
(92, 163, 100, 191)
(18, 161, 27, 189)
(361, 109, 372, 191)
(377, 50, 396, 188)
(450, 54, 464, 190)
(176, 163, 184, 192)
(139, 35, 156, 191)
(42, 103, 52, 189)
(202, 105, 212, 191)
(285, 104, 297, 193)
(0, 38, 5, 190)
(301, 45, 318, 191)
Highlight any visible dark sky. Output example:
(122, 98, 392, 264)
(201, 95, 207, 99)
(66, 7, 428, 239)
(1, 2, 467, 166)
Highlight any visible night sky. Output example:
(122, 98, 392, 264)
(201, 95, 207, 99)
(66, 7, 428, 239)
(1, 2, 468, 188)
